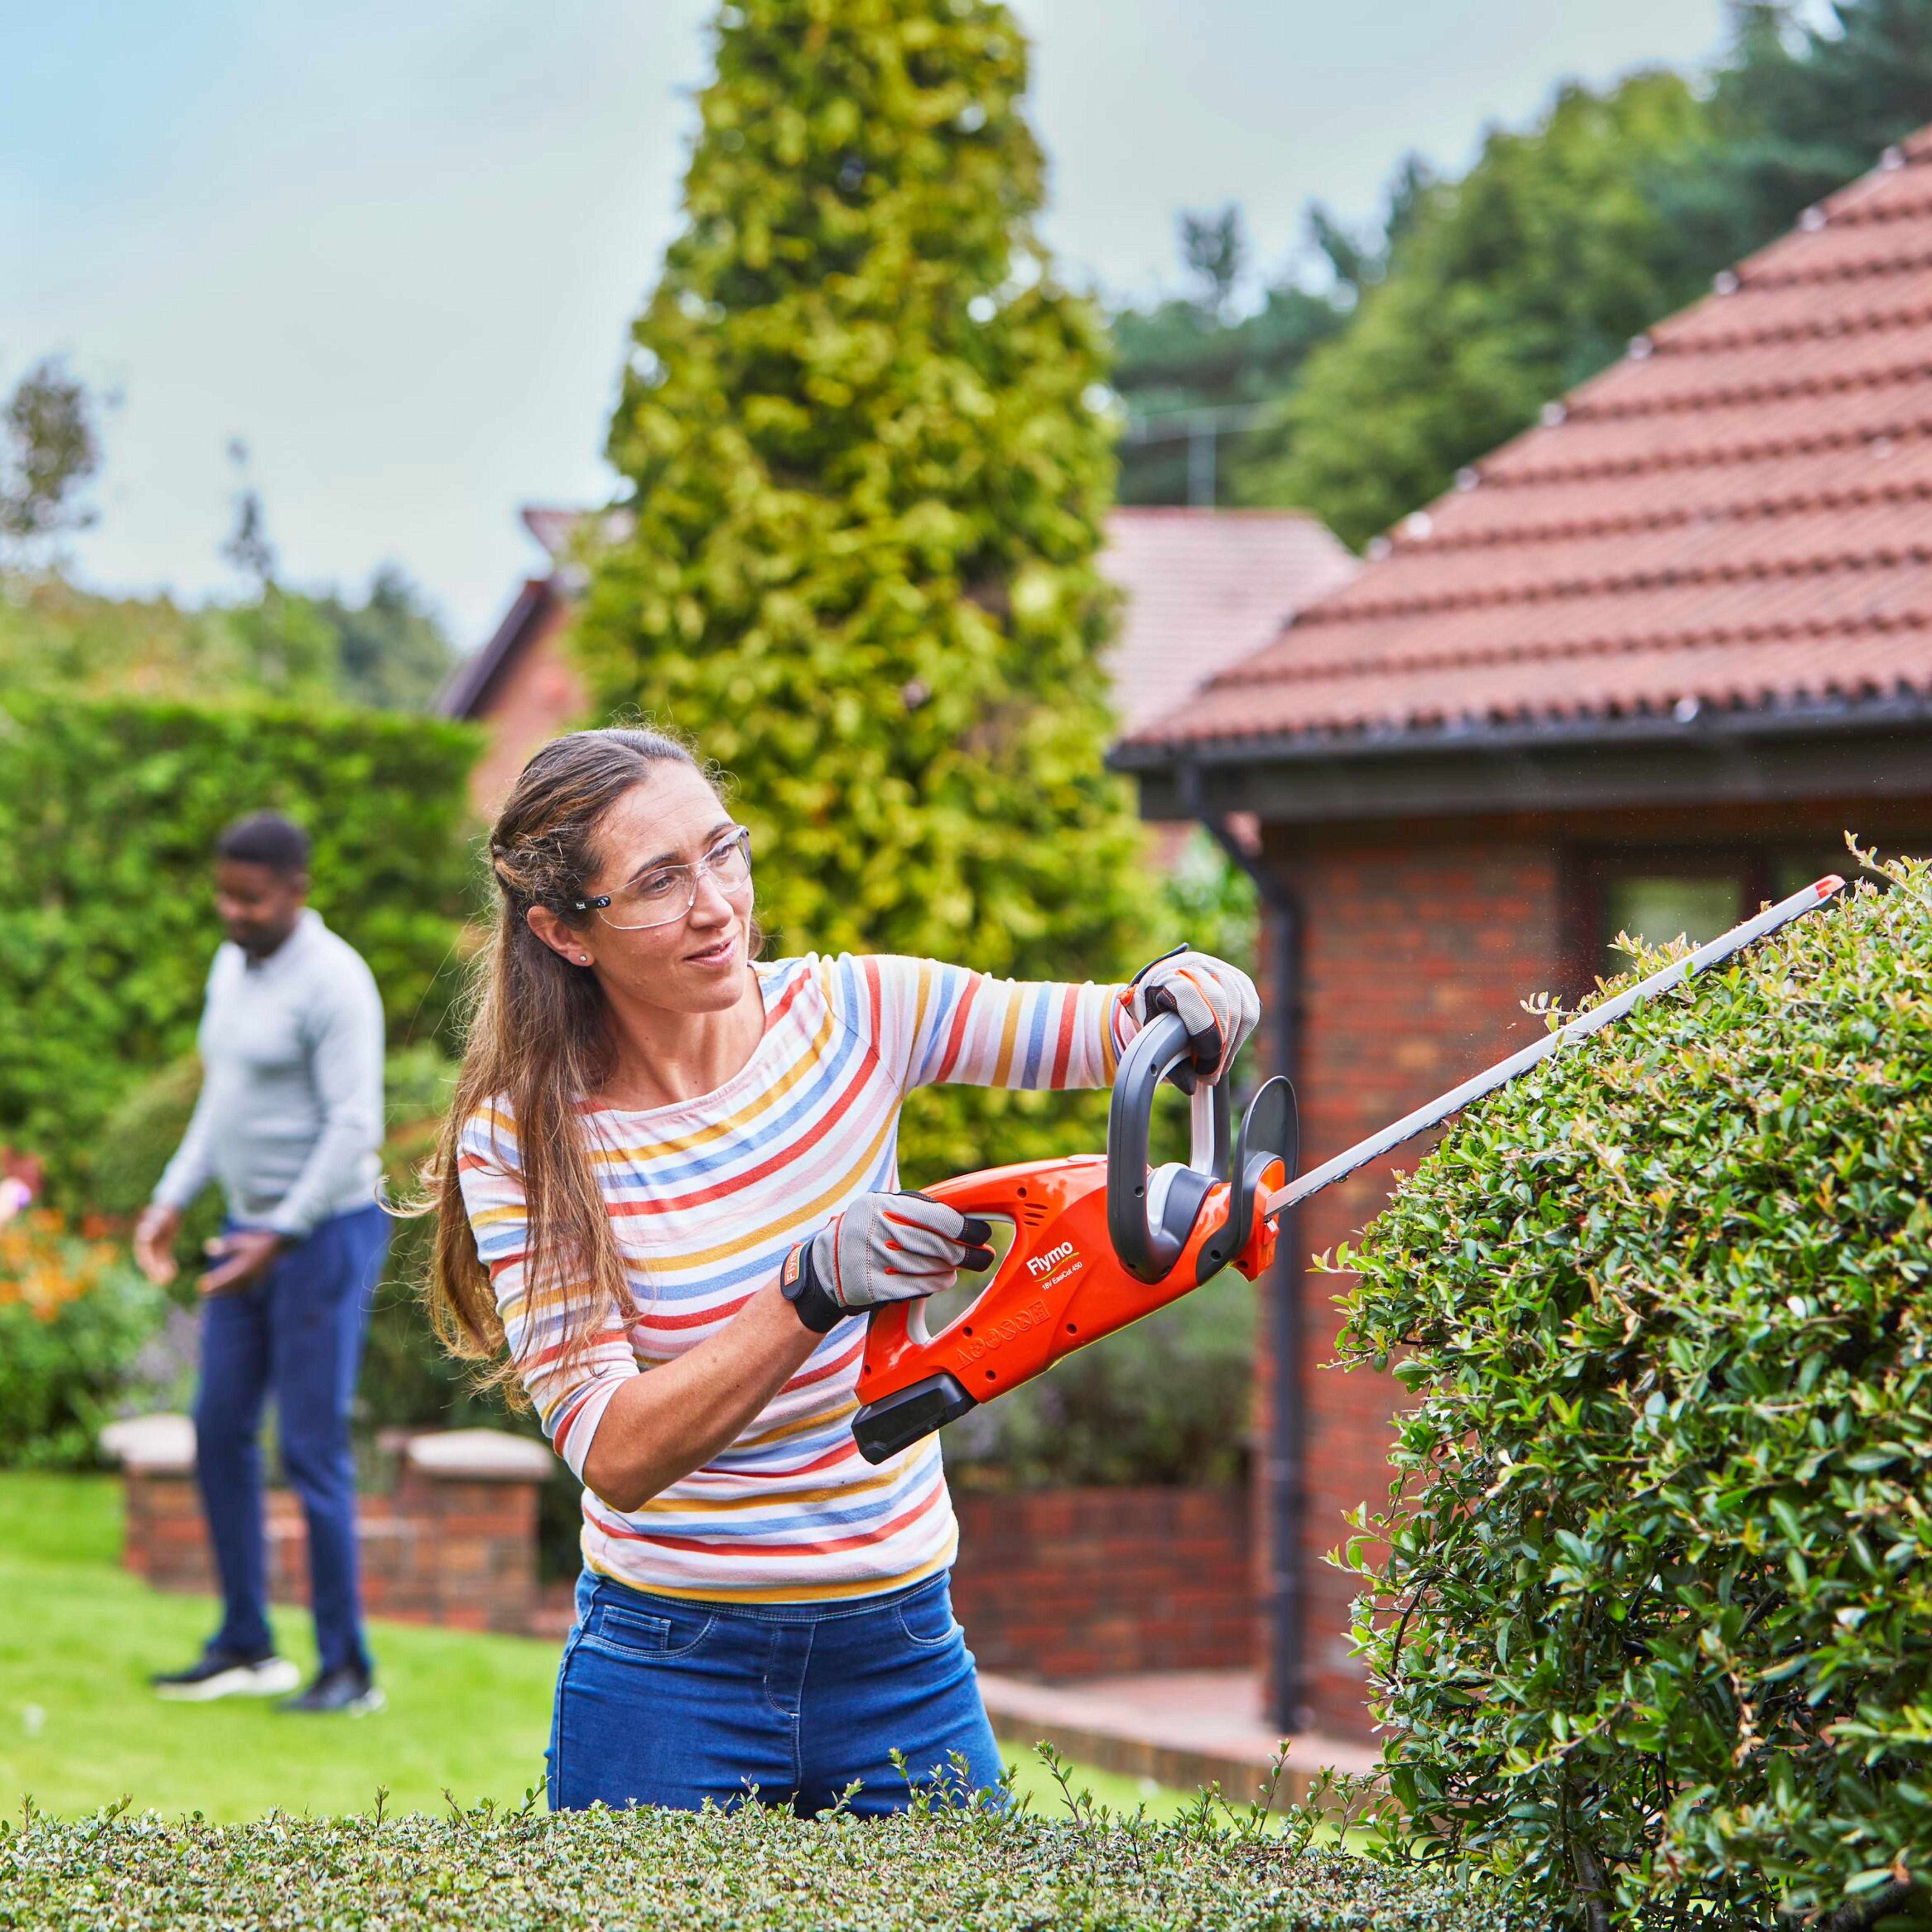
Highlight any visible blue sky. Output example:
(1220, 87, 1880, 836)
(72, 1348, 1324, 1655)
(2, 0, 1735, 647)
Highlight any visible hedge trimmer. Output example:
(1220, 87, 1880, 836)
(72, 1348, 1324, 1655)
(851, 874, 1847, 1463)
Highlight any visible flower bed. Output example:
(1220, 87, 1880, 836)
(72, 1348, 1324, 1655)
(0, 1210, 164, 1468)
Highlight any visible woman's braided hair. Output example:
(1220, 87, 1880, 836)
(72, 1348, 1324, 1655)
(422, 726, 704, 1399)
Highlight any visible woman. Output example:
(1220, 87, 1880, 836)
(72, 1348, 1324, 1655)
(427, 727, 1257, 1815)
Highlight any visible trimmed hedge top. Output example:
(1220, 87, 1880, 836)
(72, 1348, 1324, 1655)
(0, 1798, 1494, 1932)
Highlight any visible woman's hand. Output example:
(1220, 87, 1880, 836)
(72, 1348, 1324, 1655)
(1117, 947, 1260, 1084)
(582, 1193, 994, 1511)
(781, 1191, 995, 1334)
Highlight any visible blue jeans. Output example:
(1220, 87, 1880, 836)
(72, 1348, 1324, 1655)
(192, 1202, 389, 1676)
(548, 1568, 1003, 1815)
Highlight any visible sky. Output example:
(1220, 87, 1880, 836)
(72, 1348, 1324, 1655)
(2, 0, 1735, 650)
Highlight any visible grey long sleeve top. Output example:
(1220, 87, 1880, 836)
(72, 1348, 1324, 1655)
(152, 908, 385, 1239)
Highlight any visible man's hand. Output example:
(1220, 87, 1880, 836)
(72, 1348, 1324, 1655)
(133, 1204, 184, 1286)
(197, 1228, 286, 1297)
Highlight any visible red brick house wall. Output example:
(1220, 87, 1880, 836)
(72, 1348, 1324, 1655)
(1253, 823, 1561, 1733)
(465, 591, 584, 815)
(1256, 798, 1932, 1738)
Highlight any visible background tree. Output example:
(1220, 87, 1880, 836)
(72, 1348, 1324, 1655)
(1109, 206, 1346, 505)
(0, 359, 102, 558)
(1239, 71, 1721, 547)
(1, 415, 454, 714)
(317, 564, 457, 713)
(572, 0, 1155, 1177)
(1240, 0, 1932, 548)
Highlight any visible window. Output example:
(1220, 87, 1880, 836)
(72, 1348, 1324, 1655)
(1600, 874, 1745, 978)
(1576, 848, 1846, 986)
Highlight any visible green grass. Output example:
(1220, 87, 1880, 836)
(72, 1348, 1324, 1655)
(0, 1473, 1195, 1824)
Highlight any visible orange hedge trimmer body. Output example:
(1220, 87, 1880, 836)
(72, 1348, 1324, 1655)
(851, 875, 1847, 1465)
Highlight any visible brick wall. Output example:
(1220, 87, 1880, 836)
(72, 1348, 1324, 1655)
(466, 591, 584, 815)
(1257, 821, 1564, 1735)
(950, 1486, 1252, 1681)
(1250, 798, 1932, 1737)
(114, 1424, 549, 1637)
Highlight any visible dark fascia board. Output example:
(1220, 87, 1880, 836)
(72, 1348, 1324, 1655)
(436, 577, 557, 721)
(1112, 690, 1932, 824)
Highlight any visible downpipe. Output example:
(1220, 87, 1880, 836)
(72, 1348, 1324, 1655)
(1177, 765, 1307, 1734)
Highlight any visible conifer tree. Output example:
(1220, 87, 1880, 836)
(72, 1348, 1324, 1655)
(574, 0, 1153, 1173)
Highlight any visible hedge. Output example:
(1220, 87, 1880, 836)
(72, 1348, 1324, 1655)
(1331, 850, 1932, 1929)
(0, 1789, 1497, 1932)
(0, 695, 481, 1197)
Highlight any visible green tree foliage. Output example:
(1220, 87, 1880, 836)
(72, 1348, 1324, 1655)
(1332, 856, 1932, 1927)
(0, 570, 456, 712)
(574, 0, 1156, 1177)
(1242, 71, 1721, 548)
(0, 358, 102, 556)
(1110, 205, 1347, 505)
(1242, 0, 1932, 548)
(0, 374, 454, 710)
(1688, 0, 1932, 255)
(0, 696, 481, 1199)
(318, 564, 458, 712)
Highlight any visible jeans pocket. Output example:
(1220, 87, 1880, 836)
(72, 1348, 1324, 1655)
(895, 1585, 961, 1651)
(587, 1597, 717, 1660)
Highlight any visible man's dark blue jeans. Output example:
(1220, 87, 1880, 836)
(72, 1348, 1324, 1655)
(192, 1202, 389, 1676)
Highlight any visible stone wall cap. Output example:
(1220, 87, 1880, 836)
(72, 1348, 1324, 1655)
(99, 1413, 196, 1473)
(403, 1429, 555, 1482)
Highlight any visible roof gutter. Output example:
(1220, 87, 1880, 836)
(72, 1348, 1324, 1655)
(1115, 690, 1932, 830)
(1109, 684, 1932, 776)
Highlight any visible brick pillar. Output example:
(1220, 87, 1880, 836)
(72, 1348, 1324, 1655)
(395, 1430, 553, 1634)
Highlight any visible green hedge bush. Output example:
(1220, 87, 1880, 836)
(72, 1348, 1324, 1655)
(0, 1216, 166, 1469)
(0, 694, 481, 1199)
(0, 1791, 1495, 1932)
(1332, 852, 1932, 1929)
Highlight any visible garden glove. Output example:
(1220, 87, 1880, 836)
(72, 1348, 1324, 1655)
(1112, 945, 1260, 1088)
(781, 1190, 997, 1335)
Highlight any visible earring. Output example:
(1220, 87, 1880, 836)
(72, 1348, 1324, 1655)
(577, 954, 591, 965)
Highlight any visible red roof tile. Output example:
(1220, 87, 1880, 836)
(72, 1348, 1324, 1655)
(1100, 509, 1357, 734)
(1130, 131, 1932, 753)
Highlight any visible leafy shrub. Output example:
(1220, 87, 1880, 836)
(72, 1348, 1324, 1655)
(0, 693, 480, 1200)
(0, 1786, 1496, 1932)
(1332, 853, 1932, 1928)
(577, 0, 1162, 1189)
(0, 1211, 166, 1469)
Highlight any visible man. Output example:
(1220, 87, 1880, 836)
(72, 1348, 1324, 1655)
(134, 811, 389, 1715)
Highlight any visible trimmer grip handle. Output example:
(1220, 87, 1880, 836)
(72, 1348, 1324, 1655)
(1107, 1009, 1230, 1285)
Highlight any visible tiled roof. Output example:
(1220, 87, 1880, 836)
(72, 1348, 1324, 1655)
(1128, 126, 1932, 755)
(1100, 508, 1357, 734)
(449, 504, 1357, 736)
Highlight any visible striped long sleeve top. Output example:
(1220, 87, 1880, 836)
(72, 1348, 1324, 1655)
(458, 952, 1137, 1604)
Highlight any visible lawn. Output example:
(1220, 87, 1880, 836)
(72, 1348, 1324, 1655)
(0, 1473, 1195, 1824)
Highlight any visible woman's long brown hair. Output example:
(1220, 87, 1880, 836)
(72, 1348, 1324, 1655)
(423, 726, 705, 1398)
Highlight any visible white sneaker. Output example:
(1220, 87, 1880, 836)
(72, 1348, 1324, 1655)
(152, 1651, 303, 1702)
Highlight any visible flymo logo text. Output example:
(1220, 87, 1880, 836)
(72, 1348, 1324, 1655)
(1026, 1241, 1076, 1277)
